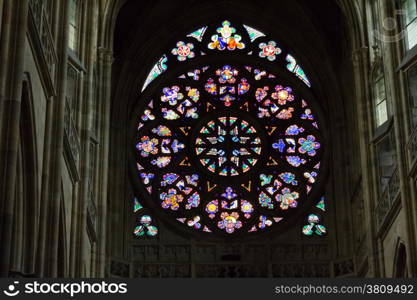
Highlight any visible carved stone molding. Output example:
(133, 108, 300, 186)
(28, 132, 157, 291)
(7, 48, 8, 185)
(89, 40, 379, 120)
(130, 243, 330, 264)
(194, 245, 217, 261)
(351, 46, 369, 67)
(125, 243, 333, 277)
(132, 245, 191, 262)
(272, 262, 330, 277)
(195, 263, 268, 278)
(109, 260, 130, 278)
(97, 47, 114, 65)
(333, 258, 355, 277)
(132, 263, 191, 278)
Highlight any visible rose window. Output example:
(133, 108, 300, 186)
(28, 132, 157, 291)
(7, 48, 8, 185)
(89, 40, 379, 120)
(133, 21, 325, 238)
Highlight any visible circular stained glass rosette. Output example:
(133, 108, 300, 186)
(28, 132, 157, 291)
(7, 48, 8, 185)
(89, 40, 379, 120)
(134, 64, 323, 237)
(194, 116, 262, 177)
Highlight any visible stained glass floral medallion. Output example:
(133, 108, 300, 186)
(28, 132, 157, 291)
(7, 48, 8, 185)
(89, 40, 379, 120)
(141, 20, 312, 91)
(134, 62, 324, 238)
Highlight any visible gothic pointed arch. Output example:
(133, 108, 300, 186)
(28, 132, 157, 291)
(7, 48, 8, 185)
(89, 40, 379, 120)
(57, 185, 68, 277)
(10, 74, 39, 276)
(393, 240, 407, 278)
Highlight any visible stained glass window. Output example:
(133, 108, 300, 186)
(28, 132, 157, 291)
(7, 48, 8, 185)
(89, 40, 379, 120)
(134, 20, 324, 238)
(208, 21, 245, 51)
(373, 65, 388, 127)
(402, 0, 417, 50)
(302, 214, 326, 236)
(286, 55, 311, 87)
(141, 55, 168, 92)
(141, 20, 312, 91)
(134, 61, 324, 237)
(243, 24, 266, 42)
(302, 196, 327, 236)
(187, 26, 208, 42)
(68, 0, 80, 51)
(259, 41, 282, 61)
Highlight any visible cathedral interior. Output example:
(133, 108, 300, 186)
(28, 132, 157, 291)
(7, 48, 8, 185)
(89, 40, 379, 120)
(0, 0, 416, 278)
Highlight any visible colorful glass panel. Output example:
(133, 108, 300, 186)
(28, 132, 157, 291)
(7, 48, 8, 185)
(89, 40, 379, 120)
(171, 41, 195, 61)
(286, 54, 311, 87)
(133, 197, 158, 238)
(208, 21, 245, 50)
(136, 61, 322, 237)
(141, 21, 313, 94)
(259, 41, 282, 61)
(302, 214, 326, 236)
(187, 26, 208, 41)
(142, 55, 168, 92)
(243, 24, 266, 42)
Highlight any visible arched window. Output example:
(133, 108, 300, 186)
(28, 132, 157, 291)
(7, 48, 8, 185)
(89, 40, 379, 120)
(131, 20, 325, 238)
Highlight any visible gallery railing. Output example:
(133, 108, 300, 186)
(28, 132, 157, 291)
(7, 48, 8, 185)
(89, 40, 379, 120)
(408, 126, 417, 170)
(374, 167, 400, 229)
(64, 98, 81, 180)
(28, 0, 57, 80)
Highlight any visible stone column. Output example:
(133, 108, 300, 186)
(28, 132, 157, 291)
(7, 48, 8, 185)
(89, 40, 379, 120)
(72, 0, 99, 277)
(380, 0, 417, 276)
(10, 150, 23, 274)
(36, 0, 70, 277)
(95, 47, 113, 277)
(0, 0, 4, 48)
(351, 46, 381, 277)
(0, 0, 29, 277)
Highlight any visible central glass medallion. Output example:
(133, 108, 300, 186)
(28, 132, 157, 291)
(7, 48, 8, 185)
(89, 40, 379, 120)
(194, 115, 262, 176)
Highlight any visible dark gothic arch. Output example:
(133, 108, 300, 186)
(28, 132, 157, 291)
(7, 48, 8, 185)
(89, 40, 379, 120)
(107, 0, 359, 276)
(10, 74, 39, 276)
(393, 241, 408, 278)
(3, 0, 417, 280)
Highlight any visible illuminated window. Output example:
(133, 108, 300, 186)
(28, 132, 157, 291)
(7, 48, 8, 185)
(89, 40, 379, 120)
(133, 198, 158, 238)
(68, 0, 79, 51)
(407, 64, 417, 127)
(303, 196, 327, 236)
(134, 21, 324, 238)
(66, 64, 79, 114)
(402, 0, 417, 50)
(141, 21, 312, 91)
(376, 129, 396, 192)
(373, 66, 389, 127)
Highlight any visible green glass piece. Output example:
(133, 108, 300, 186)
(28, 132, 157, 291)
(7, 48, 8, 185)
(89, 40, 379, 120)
(302, 224, 314, 236)
(187, 26, 208, 42)
(134, 225, 145, 237)
(134, 198, 143, 213)
(147, 226, 158, 237)
(316, 198, 326, 211)
(315, 225, 327, 235)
